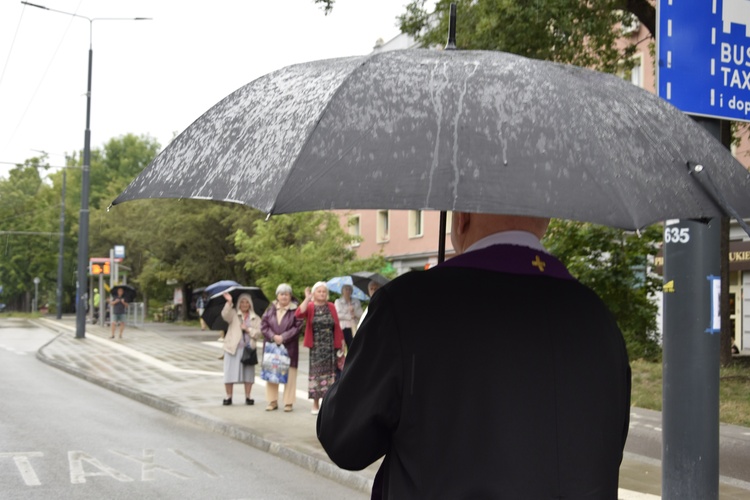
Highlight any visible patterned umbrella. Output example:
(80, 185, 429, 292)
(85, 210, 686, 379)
(325, 276, 369, 301)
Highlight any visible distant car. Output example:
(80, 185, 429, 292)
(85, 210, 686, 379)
(0, 303, 6, 312)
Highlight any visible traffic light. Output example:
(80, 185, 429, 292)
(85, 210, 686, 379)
(90, 261, 111, 275)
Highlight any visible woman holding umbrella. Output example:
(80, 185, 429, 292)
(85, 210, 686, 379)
(260, 283, 303, 412)
(221, 292, 261, 406)
(296, 282, 344, 415)
(334, 284, 362, 349)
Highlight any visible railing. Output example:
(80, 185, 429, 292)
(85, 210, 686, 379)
(127, 302, 145, 328)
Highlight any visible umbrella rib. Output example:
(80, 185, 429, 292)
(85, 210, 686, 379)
(267, 53, 382, 215)
(689, 163, 750, 236)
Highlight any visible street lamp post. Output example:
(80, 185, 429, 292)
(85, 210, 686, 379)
(21, 2, 150, 338)
(33, 277, 40, 313)
(56, 168, 65, 319)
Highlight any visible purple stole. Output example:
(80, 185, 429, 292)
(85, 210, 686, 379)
(437, 244, 575, 281)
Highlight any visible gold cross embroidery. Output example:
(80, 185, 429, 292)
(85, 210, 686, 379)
(531, 255, 546, 272)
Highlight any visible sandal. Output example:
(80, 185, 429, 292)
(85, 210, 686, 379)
(284, 404, 293, 412)
(265, 401, 278, 411)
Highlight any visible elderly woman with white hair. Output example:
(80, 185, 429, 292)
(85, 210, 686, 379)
(260, 283, 303, 412)
(221, 292, 261, 406)
(295, 281, 344, 414)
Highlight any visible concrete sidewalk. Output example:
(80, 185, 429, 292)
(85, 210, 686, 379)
(32, 316, 750, 499)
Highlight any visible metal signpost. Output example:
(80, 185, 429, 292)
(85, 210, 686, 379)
(32, 277, 40, 313)
(114, 245, 125, 285)
(658, 2, 750, 498)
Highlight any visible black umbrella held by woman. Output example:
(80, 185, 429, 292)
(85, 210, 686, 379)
(350, 272, 390, 298)
(202, 286, 269, 331)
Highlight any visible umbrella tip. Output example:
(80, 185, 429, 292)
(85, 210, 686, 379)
(445, 3, 457, 51)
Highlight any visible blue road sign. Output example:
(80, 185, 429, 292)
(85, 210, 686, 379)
(658, 0, 750, 122)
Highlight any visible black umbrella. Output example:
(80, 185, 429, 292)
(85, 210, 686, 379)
(201, 286, 270, 332)
(350, 272, 390, 298)
(110, 284, 136, 303)
(111, 49, 750, 234)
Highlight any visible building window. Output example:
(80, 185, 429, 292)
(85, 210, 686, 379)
(377, 210, 390, 242)
(618, 54, 643, 88)
(630, 56, 643, 87)
(446, 211, 452, 234)
(348, 215, 361, 246)
(408, 210, 424, 238)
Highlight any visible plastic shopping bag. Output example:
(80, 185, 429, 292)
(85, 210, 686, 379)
(261, 342, 291, 384)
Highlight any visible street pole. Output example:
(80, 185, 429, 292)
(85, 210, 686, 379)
(20, 2, 150, 338)
(56, 168, 66, 319)
(109, 248, 115, 289)
(662, 117, 722, 499)
(75, 35, 92, 339)
(98, 273, 105, 327)
(33, 277, 40, 313)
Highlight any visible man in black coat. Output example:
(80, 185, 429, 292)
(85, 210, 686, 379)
(317, 213, 631, 499)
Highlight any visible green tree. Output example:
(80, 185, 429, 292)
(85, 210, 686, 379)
(95, 196, 263, 318)
(2, 135, 389, 319)
(399, 0, 642, 72)
(314, 0, 655, 60)
(544, 220, 663, 360)
(313, 0, 335, 14)
(0, 160, 64, 311)
(234, 212, 389, 300)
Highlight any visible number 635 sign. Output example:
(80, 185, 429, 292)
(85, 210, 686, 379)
(664, 226, 690, 244)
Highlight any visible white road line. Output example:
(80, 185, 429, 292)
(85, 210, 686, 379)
(0, 452, 43, 486)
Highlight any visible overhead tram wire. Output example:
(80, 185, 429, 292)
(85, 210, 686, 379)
(1, 2, 82, 154)
(0, 3, 27, 91)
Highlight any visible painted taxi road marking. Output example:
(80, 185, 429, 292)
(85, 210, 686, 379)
(1, 448, 219, 485)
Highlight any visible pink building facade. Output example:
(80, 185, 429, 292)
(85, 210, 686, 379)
(336, 209, 454, 275)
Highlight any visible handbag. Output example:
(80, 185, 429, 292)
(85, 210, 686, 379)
(261, 342, 291, 384)
(241, 344, 258, 365)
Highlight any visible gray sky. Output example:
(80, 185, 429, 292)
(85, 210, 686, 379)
(0, 0, 415, 177)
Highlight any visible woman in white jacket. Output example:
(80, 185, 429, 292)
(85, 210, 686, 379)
(221, 292, 261, 406)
